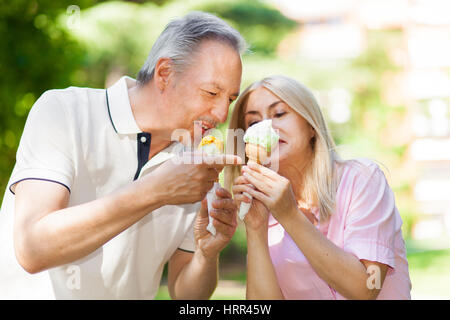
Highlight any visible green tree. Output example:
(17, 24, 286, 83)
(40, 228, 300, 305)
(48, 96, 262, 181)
(0, 0, 171, 202)
(198, 0, 297, 55)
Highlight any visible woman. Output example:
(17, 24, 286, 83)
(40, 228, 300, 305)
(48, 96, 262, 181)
(226, 75, 411, 300)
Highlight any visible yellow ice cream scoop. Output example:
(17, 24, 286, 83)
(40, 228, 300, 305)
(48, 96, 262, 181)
(198, 135, 223, 155)
(197, 135, 224, 236)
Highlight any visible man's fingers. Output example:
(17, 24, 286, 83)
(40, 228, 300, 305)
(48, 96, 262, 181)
(212, 197, 236, 212)
(198, 198, 208, 218)
(212, 215, 236, 237)
(207, 154, 243, 168)
(214, 187, 232, 199)
(206, 168, 219, 182)
(210, 209, 236, 227)
(179, 152, 241, 165)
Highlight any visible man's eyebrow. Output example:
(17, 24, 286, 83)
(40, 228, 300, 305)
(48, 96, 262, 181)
(207, 82, 239, 96)
(210, 82, 223, 91)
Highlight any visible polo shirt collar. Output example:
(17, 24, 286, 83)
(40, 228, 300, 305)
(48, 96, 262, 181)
(106, 76, 142, 134)
(138, 142, 180, 179)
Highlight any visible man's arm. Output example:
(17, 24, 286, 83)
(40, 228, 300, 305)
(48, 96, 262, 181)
(14, 154, 242, 274)
(14, 176, 165, 274)
(167, 189, 237, 300)
(167, 249, 218, 300)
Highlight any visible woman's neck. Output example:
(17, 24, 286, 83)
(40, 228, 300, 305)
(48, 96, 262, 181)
(279, 162, 306, 201)
(280, 151, 313, 200)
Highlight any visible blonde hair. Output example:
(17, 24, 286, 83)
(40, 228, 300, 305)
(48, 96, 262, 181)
(225, 75, 341, 222)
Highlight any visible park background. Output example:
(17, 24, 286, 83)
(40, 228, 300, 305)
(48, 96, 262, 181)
(1, 0, 449, 299)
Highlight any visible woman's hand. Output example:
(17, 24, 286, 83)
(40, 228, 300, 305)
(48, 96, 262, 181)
(239, 162, 298, 224)
(233, 173, 285, 300)
(232, 175, 270, 233)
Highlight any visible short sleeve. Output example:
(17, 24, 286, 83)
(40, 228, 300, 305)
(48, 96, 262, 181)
(177, 203, 200, 253)
(9, 90, 75, 194)
(178, 228, 195, 253)
(343, 163, 398, 269)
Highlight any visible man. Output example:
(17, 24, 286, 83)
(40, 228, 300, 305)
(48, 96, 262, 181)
(0, 11, 246, 299)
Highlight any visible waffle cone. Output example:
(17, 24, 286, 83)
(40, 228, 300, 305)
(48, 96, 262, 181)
(245, 143, 270, 165)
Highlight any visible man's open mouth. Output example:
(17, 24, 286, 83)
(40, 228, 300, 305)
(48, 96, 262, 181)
(199, 121, 216, 134)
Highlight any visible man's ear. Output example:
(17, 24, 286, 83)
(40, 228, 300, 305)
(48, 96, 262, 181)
(154, 57, 174, 92)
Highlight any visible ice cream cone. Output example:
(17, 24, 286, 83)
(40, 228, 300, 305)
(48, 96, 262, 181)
(245, 143, 270, 165)
(239, 120, 279, 220)
(198, 135, 224, 236)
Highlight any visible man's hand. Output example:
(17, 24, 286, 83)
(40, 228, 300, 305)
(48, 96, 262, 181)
(146, 153, 242, 206)
(194, 188, 237, 259)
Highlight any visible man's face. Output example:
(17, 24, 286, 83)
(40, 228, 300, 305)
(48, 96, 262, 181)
(164, 40, 242, 140)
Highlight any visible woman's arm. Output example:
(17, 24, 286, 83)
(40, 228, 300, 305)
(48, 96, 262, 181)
(240, 163, 388, 300)
(281, 209, 387, 300)
(233, 176, 284, 300)
(245, 228, 284, 300)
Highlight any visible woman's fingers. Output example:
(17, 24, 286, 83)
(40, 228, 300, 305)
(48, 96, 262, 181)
(234, 192, 252, 203)
(232, 183, 254, 197)
(241, 169, 273, 195)
(246, 162, 280, 181)
(234, 175, 250, 186)
(234, 183, 270, 206)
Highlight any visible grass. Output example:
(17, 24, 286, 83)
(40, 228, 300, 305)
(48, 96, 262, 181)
(407, 248, 450, 299)
(156, 281, 246, 300)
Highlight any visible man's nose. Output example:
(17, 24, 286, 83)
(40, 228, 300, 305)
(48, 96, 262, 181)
(211, 102, 229, 124)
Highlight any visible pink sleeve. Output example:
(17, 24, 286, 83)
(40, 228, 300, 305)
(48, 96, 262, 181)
(343, 163, 397, 269)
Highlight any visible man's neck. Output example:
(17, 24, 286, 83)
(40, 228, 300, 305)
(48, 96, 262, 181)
(128, 82, 174, 159)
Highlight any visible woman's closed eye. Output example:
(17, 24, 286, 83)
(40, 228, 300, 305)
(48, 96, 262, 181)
(274, 112, 286, 118)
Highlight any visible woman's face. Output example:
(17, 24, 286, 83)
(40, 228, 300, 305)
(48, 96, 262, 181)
(243, 87, 315, 167)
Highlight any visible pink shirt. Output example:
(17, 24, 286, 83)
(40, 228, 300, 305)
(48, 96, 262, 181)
(268, 159, 411, 299)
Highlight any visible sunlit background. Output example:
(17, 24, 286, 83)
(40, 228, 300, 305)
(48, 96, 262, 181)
(1, 0, 449, 299)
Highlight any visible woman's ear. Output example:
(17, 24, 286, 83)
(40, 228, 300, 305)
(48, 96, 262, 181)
(309, 125, 316, 140)
(309, 125, 316, 149)
(153, 57, 173, 92)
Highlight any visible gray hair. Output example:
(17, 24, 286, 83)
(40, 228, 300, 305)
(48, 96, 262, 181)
(137, 11, 247, 84)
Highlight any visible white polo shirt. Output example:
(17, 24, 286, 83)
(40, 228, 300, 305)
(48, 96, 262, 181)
(0, 76, 199, 299)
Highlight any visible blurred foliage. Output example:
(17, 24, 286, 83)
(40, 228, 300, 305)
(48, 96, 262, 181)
(197, 0, 297, 55)
(0, 0, 421, 257)
(0, 0, 169, 202)
(0, 0, 97, 197)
